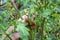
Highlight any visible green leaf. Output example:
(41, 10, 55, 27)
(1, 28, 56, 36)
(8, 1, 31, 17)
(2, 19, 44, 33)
(57, 0, 60, 4)
(47, 37, 52, 40)
(17, 0, 21, 3)
(17, 0, 29, 6)
(42, 9, 52, 18)
(55, 6, 60, 12)
(16, 22, 29, 40)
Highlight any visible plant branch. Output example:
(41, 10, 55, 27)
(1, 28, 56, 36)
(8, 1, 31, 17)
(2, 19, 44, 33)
(10, 0, 22, 19)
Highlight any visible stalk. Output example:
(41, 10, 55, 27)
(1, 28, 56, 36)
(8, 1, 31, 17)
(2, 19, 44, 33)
(0, 25, 12, 40)
(41, 18, 45, 40)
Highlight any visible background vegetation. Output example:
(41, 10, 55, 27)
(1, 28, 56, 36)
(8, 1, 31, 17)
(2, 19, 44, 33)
(0, 0, 60, 40)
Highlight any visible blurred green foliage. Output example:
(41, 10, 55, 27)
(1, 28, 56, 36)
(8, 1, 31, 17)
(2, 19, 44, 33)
(0, 0, 60, 40)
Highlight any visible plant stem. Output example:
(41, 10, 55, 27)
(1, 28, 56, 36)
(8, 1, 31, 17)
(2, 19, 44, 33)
(0, 25, 12, 40)
(5, 34, 12, 40)
(41, 18, 45, 40)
